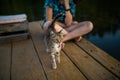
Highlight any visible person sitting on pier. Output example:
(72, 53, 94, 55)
(42, 0, 93, 47)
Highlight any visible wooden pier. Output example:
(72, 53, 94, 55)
(0, 21, 120, 80)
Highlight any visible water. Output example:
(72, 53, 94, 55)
(0, 0, 120, 61)
(85, 25, 120, 61)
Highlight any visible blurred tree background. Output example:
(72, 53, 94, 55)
(0, 0, 120, 36)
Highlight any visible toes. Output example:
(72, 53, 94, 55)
(61, 42, 65, 49)
(75, 36, 82, 42)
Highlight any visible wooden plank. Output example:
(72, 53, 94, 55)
(75, 38, 120, 78)
(0, 20, 29, 43)
(63, 42, 119, 80)
(11, 39, 46, 80)
(0, 21, 28, 33)
(0, 14, 27, 24)
(29, 21, 87, 80)
(0, 43, 11, 80)
(0, 32, 29, 43)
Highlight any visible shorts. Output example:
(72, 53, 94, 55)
(41, 21, 51, 30)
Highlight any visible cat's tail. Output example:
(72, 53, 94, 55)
(50, 13, 65, 30)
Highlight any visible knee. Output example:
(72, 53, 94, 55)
(86, 21, 93, 31)
(72, 21, 78, 25)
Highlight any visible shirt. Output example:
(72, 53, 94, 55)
(43, 0, 76, 23)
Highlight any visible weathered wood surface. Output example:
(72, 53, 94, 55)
(0, 21, 119, 80)
(0, 21, 29, 43)
(0, 14, 29, 42)
(0, 21, 28, 33)
(0, 32, 29, 43)
(63, 42, 119, 80)
(75, 39, 120, 77)
(29, 22, 86, 80)
(0, 43, 11, 80)
(0, 14, 27, 24)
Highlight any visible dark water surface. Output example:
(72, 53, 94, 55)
(0, 0, 120, 61)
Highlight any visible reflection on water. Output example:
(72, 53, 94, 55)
(0, 0, 120, 60)
(85, 25, 120, 61)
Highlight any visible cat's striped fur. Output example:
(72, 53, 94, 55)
(44, 14, 64, 69)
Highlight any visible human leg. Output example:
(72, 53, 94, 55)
(42, 21, 68, 35)
(63, 21, 93, 42)
(43, 21, 93, 43)
(65, 21, 82, 42)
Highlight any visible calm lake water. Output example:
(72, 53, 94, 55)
(0, 0, 120, 61)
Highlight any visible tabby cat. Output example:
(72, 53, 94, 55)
(44, 14, 64, 69)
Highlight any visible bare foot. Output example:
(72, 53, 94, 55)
(75, 36, 82, 42)
(61, 42, 65, 49)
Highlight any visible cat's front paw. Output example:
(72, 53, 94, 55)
(52, 63, 57, 69)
